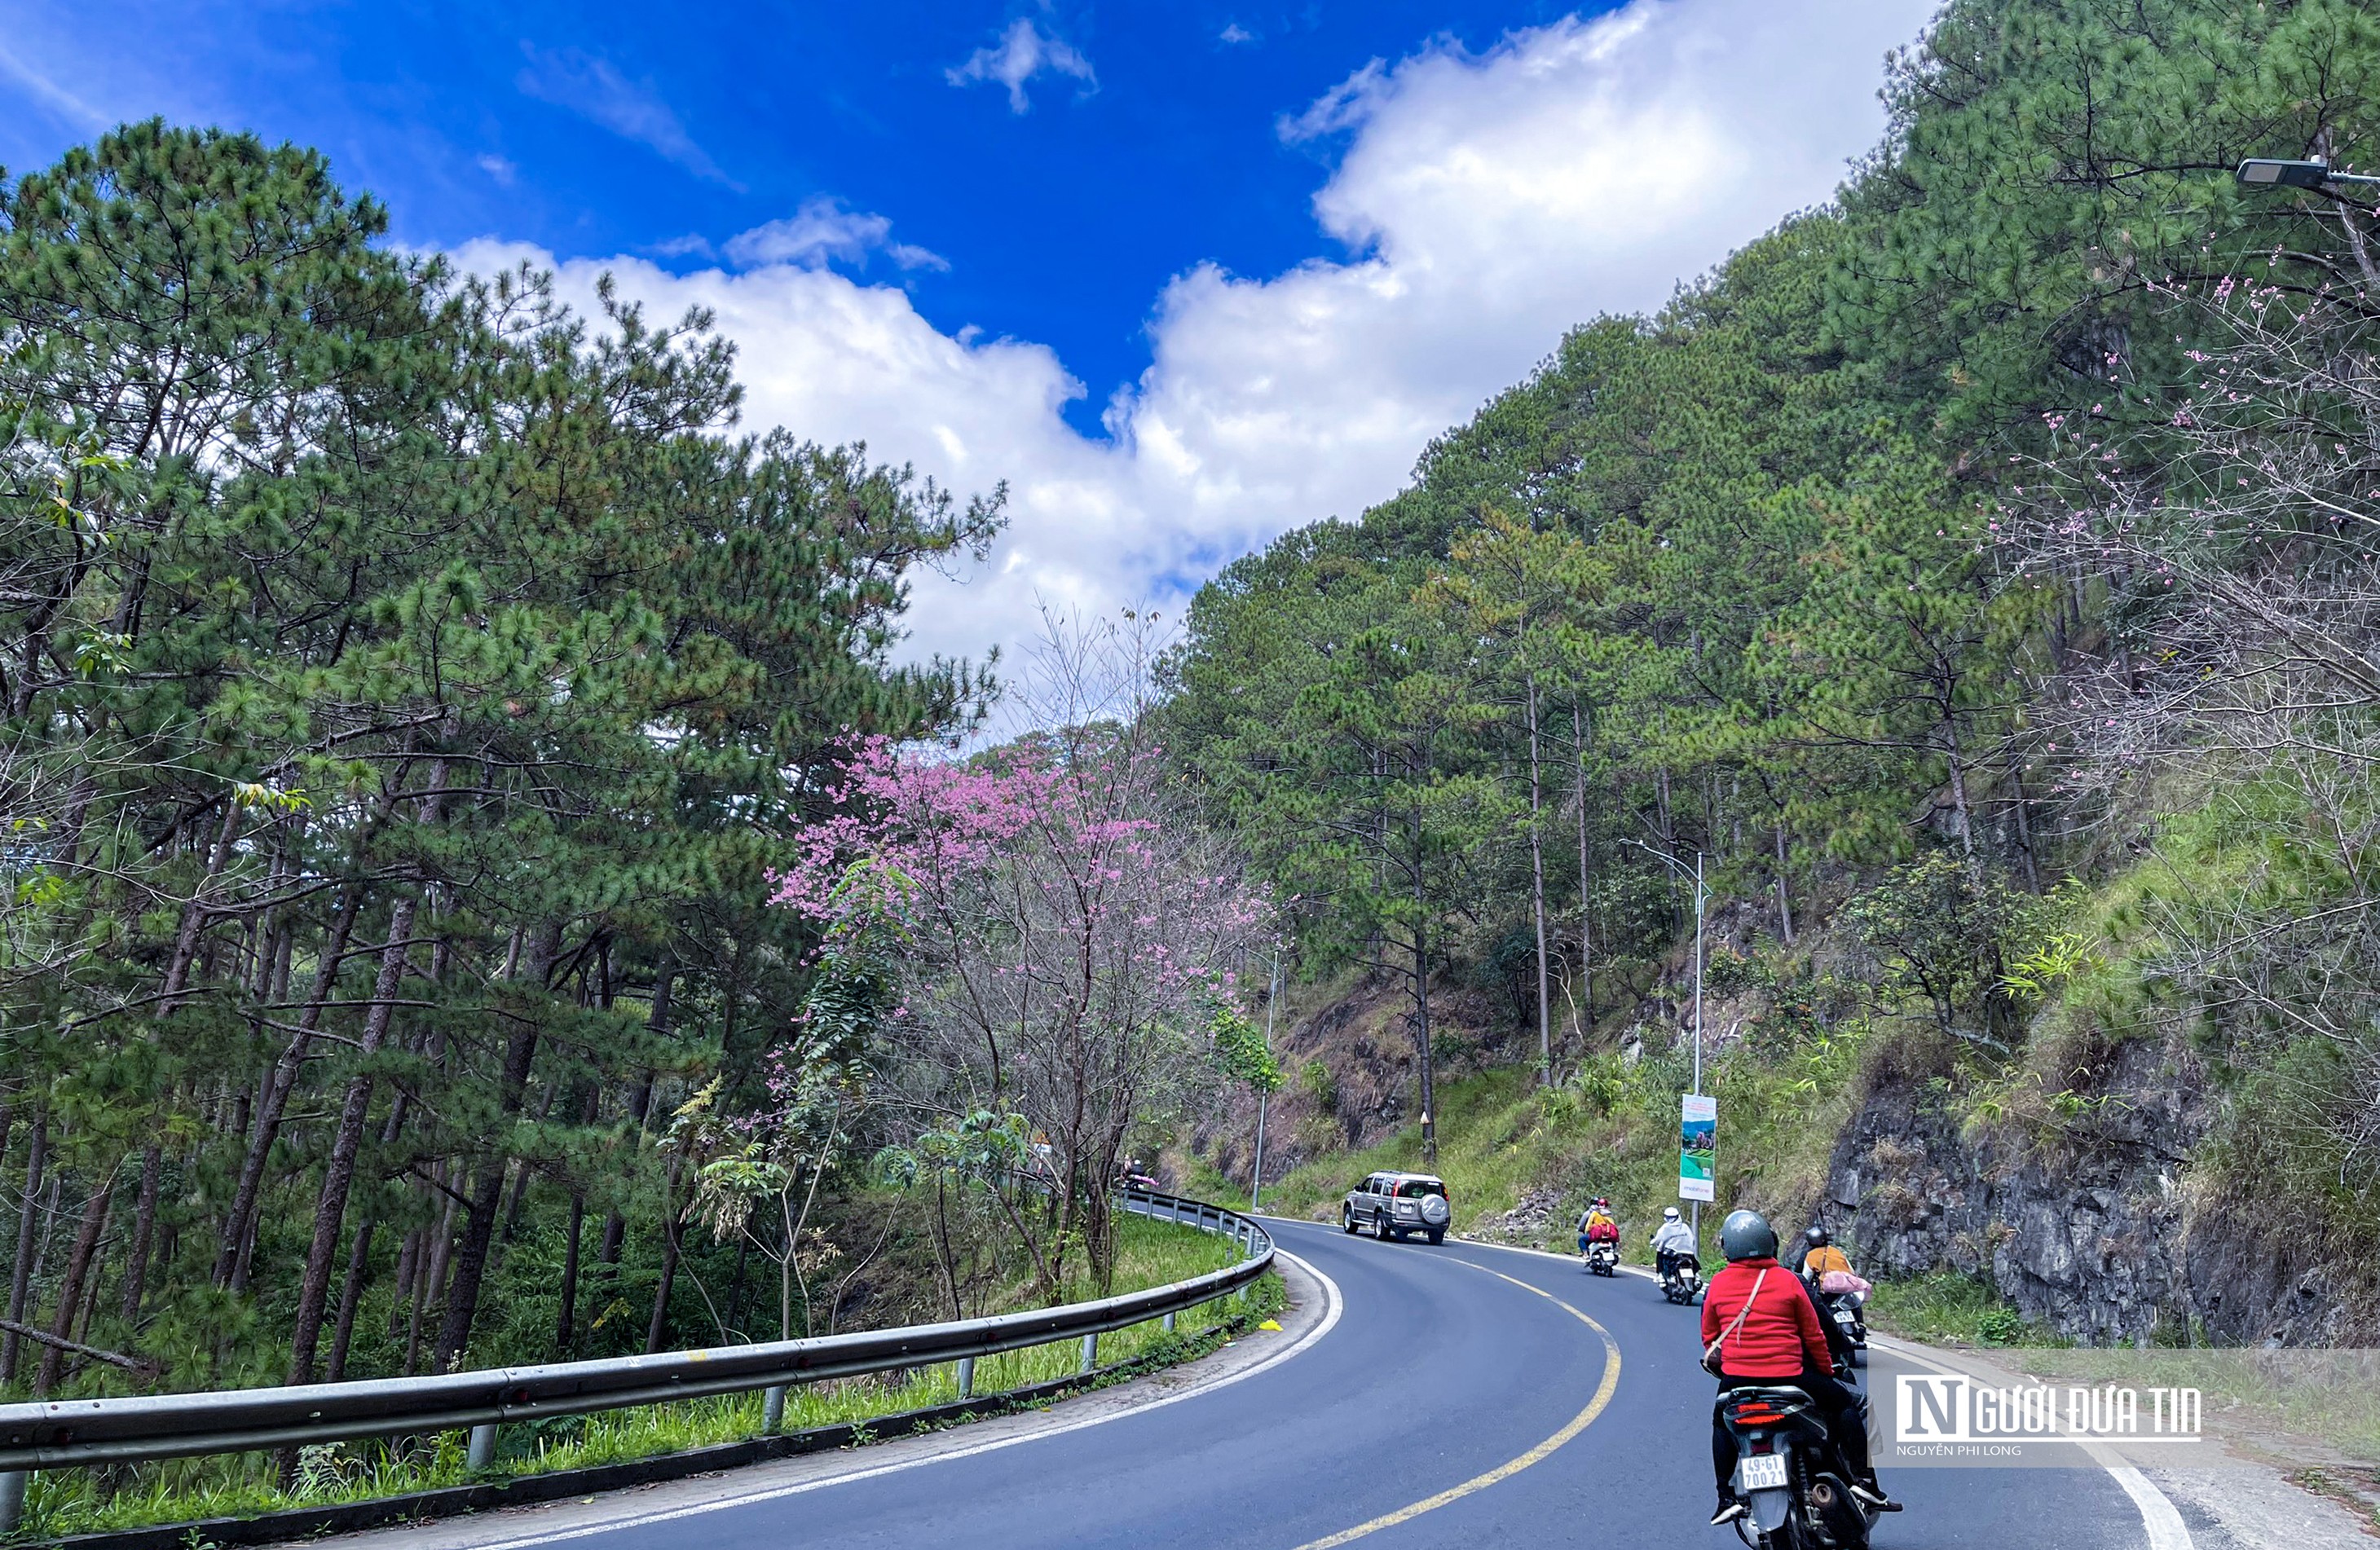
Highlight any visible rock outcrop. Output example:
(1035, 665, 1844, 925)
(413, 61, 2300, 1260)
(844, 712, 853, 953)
(1827, 1033, 2372, 1345)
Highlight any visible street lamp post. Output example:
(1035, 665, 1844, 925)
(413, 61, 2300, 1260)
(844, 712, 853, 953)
(1623, 838, 1710, 1240)
(2237, 158, 2380, 191)
(1250, 948, 1280, 1213)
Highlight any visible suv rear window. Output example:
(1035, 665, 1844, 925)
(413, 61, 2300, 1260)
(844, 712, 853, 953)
(1395, 1180, 1446, 1199)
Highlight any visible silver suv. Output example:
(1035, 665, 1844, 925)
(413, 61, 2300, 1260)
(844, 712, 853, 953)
(1342, 1170, 1451, 1244)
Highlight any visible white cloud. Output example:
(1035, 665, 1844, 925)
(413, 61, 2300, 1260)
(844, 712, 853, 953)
(462, 0, 1932, 669)
(0, 40, 107, 130)
(945, 18, 1097, 113)
(477, 153, 518, 186)
(724, 196, 949, 273)
(516, 44, 737, 186)
(1219, 23, 1257, 46)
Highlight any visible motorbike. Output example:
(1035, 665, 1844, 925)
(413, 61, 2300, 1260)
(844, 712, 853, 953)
(1816, 1282, 1867, 1365)
(1720, 1384, 1879, 1549)
(1660, 1255, 1703, 1304)
(1582, 1237, 1620, 1277)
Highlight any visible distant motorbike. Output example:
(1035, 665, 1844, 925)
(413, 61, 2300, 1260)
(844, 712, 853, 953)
(1720, 1384, 1879, 1550)
(1582, 1237, 1620, 1277)
(1660, 1255, 1702, 1305)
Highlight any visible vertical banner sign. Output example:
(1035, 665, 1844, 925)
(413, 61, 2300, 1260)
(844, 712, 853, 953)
(1679, 1094, 1717, 1202)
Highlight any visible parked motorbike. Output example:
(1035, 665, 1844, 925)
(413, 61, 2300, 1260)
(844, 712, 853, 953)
(1583, 1237, 1620, 1277)
(1720, 1385, 1879, 1550)
(1660, 1255, 1703, 1304)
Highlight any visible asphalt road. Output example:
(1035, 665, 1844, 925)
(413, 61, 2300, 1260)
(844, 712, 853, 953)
(434, 1215, 2172, 1550)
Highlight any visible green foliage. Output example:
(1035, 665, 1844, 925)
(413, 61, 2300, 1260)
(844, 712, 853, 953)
(0, 121, 999, 1400)
(1843, 856, 2039, 1046)
(1297, 1059, 1338, 1112)
(1864, 1273, 2056, 1349)
(1207, 994, 1283, 1094)
(1833, 0, 2380, 433)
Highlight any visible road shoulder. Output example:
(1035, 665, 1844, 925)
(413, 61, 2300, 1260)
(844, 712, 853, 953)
(1869, 1332, 2376, 1550)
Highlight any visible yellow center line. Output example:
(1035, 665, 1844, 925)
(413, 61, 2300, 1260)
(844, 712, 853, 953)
(1291, 1257, 1622, 1549)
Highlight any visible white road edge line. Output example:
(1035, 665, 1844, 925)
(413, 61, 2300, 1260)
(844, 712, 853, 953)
(1875, 1334, 2193, 1550)
(442, 1249, 1346, 1550)
(1285, 1219, 2192, 1550)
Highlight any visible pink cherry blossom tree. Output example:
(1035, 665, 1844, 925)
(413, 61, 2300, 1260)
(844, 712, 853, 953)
(775, 612, 1274, 1294)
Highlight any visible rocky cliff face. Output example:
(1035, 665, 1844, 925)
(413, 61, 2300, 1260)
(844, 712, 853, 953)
(1826, 1034, 2370, 1346)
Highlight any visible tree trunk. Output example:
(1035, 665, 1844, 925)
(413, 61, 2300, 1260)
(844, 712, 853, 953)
(288, 896, 416, 1384)
(554, 1080, 597, 1354)
(2, 1110, 47, 1384)
(432, 1165, 502, 1371)
(1526, 675, 1550, 1081)
(601, 968, 672, 1288)
(389, 1227, 420, 1341)
(433, 922, 556, 1368)
(555, 1195, 585, 1356)
(36, 1169, 117, 1394)
(325, 1215, 375, 1383)
(1773, 822, 1796, 945)
(403, 1222, 439, 1374)
(644, 1154, 686, 1354)
(1572, 701, 1595, 1035)
(1944, 717, 1977, 865)
(500, 1159, 532, 1244)
(156, 800, 243, 1015)
(218, 881, 365, 1288)
(117, 1143, 162, 1323)
(407, 1162, 457, 1374)
(2006, 749, 2041, 892)
(1412, 925, 1435, 1165)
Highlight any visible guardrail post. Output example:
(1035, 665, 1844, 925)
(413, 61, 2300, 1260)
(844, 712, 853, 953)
(1079, 1332, 1098, 1373)
(762, 1385, 787, 1435)
(0, 1469, 27, 1535)
(957, 1356, 976, 1400)
(467, 1423, 499, 1471)
(1162, 1311, 1176, 1333)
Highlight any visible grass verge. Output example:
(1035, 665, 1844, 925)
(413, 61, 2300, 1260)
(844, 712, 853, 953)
(1862, 1272, 2053, 1348)
(17, 1213, 1273, 1543)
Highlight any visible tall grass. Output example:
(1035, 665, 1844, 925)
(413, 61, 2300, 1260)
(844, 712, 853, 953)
(16, 1212, 1278, 1543)
(1862, 1272, 2049, 1347)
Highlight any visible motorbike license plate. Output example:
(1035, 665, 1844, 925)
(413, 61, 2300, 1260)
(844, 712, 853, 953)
(1738, 1454, 1789, 1491)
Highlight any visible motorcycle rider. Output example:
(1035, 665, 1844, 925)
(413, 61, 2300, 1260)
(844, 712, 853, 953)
(1802, 1224, 1853, 1282)
(1702, 1209, 1897, 1526)
(1578, 1196, 1620, 1256)
(1651, 1205, 1699, 1280)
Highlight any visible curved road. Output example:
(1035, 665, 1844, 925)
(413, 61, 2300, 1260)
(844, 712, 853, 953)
(379, 1218, 2174, 1549)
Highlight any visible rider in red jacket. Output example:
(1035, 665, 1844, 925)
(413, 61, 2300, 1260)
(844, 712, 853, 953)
(1702, 1209, 1897, 1525)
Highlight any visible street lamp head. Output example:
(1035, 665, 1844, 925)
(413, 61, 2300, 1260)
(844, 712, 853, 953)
(2237, 157, 2337, 190)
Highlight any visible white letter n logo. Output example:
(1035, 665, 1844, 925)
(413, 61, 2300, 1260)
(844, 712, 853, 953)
(1896, 1375, 1968, 1442)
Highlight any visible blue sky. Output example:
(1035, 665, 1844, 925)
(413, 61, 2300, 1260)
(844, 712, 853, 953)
(0, 0, 1937, 662)
(6, 0, 1605, 434)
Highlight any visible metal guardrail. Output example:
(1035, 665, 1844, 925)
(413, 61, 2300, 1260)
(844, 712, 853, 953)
(0, 1187, 1271, 1533)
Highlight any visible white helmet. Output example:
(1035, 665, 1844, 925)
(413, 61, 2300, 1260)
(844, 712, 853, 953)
(1663, 1206, 1681, 1222)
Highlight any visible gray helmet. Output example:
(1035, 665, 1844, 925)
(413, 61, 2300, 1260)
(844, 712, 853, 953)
(1805, 1224, 1831, 1249)
(1721, 1209, 1778, 1262)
